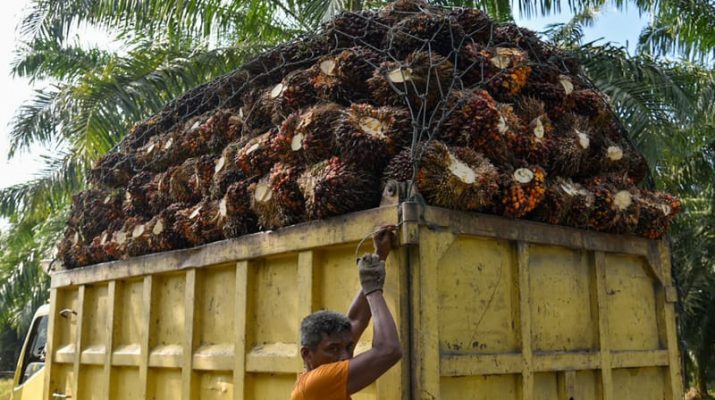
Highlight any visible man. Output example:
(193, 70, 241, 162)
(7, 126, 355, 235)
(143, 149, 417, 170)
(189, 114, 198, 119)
(291, 226, 402, 400)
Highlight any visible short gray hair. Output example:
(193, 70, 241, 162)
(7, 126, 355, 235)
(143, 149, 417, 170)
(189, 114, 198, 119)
(300, 310, 351, 349)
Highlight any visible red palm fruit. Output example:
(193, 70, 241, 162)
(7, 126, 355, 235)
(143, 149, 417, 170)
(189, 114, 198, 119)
(168, 158, 203, 205)
(322, 10, 389, 49)
(235, 130, 277, 177)
(197, 109, 243, 152)
(499, 164, 547, 218)
(447, 8, 494, 44)
(502, 100, 552, 166)
(299, 157, 380, 220)
(567, 89, 606, 117)
(635, 189, 682, 239)
(294, 103, 344, 164)
(334, 103, 412, 171)
(222, 214, 259, 239)
(239, 87, 273, 134)
(600, 138, 639, 177)
(210, 140, 246, 199)
(271, 112, 304, 164)
(264, 69, 318, 125)
(587, 180, 640, 234)
(223, 177, 259, 217)
(415, 141, 500, 211)
(58, 228, 91, 269)
(461, 45, 532, 100)
(549, 115, 600, 177)
(382, 146, 418, 183)
(88, 152, 136, 188)
(492, 24, 548, 61)
(311, 47, 382, 104)
(68, 189, 125, 239)
(530, 177, 594, 228)
(126, 204, 188, 256)
(250, 163, 306, 230)
(368, 51, 455, 110)
(384, 13, 465, 59)
(173, 200, 226, 246)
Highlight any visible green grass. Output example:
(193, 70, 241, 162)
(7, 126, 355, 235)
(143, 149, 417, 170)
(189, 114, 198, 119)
(0, 378, 12, 400)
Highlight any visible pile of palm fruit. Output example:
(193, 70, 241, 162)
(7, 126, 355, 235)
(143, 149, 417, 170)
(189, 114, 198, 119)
(57, 0, 681, 269)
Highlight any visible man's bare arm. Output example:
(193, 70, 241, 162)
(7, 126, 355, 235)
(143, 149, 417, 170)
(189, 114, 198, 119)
(347, 227, 402, 394)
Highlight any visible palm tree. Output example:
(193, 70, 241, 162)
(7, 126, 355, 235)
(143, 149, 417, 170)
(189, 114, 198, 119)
(1, 1, 713, 391)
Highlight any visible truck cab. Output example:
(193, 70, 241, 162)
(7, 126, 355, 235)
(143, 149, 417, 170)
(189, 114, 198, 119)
(12, 304, 49, 400)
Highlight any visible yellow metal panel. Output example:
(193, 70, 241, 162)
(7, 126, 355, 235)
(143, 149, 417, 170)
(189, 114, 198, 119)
(113, 279, 144, 352)
(77, 365, 103, 400)
(604, 254, 659, 351)
(248, 255, 298, 348)
(435, 236, 519, 354)
(82, 284, 109, 354)
(48, 364, 74, 400)
(233, 262, 248, 400)
(55, 288, 79, 360)
(197, 265, 236, 347)
(147, 367, 182, 399)
(612, 367, 666, 399)
(183, 269, 198, 400)
(151, 273, 186, 349)
(529, 246, 596, 352)
(110, 367, 141, 400)
(245, 373, 295, 399)
(533, 373, 558, 400)
(12, 368, 44, 400)
(197, 372, 233, 400)
(440, 374, 520, 400)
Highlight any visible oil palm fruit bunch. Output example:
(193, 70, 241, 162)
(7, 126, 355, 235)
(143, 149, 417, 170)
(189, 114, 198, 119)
(210, 141, 246, 199)
(67, 189, 125, 240)
(221, 178, 260, 238)
(492, 24, 549, 61)
(58, 228, 91, 267)
(236, 130, 276, 177)
(168, 155, 216, 204)
(197, 109, 243, 153)
(447, 8, 494, 44)
(599, 138, 649, 184)
(368, 51, 454, 110)
(88, 152, 136, 188)
(567, 89, 606, 117)
(293, 103, 344, 163)
(506, 97, 554, 166)
(549, 115, 600, 178)
(322, 10, 388, 49)
(384, 13, 465, 59)
(635, 190, 682, 239)
(587, 179, 641, 234)
(417, 142, 500, 211)
(265, 69, 318, 125)
(173, 200, 226, 246)
(530, 177, 594, 228)
(382, 146, 418, 183)
(311, 47, 382, 104)
(239, 87, 273, 134)
(335, 103, 412, 171)
(460, 44, 531, 100)
(250, 163, 305, 230)
(299, 156, 380, 220)
(499, 164, 547, 218)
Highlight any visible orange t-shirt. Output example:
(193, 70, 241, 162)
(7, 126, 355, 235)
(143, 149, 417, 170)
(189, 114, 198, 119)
(290, 360, 351, 400)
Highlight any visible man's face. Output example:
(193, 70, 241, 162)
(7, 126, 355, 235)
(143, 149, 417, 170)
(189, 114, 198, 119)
(301, 331, 355, 371)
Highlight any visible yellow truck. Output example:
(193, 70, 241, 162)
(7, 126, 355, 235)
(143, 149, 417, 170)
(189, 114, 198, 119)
(11, 199, 684, 399)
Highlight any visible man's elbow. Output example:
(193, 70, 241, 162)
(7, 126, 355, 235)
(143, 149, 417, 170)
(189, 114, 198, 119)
(381, 343, 403, 365)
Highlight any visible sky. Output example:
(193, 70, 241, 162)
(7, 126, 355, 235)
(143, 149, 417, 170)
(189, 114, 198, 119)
(0, 0, 649, 192)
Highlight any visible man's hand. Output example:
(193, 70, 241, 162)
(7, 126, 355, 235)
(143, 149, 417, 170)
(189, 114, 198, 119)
(373, 225, 396, 261)
(358, 254, 385, 295)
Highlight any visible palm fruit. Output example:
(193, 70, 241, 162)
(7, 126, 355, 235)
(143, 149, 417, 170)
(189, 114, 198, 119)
(549, 114, 600, 177)
(197, 109, 243, 152)
(382, 146, 418, 183)
(384, 13, 465, 59)
(530, 177, 594, 228)
(439, 89, 510, 164)
(168, 155, 216, 205)
(379, 0, 438, 24)
(600, 138, 640, 178)
(497, 104, 553, 166)
(587, 179, 640, 234)
(413, 141, 500, 211)
(88, 152, 136, 188)
(293, 103, 344, 164)
(567, 88, 606, 117)
(264, 69, 318, 125)
(239, 87, 273, 134)
(220, 178, 260, 238)
(311, 47, 382, 104)
(172, 200, 226, 246)
(210, 141, 246, 199)
(492, 24, 548, 61)
(448, 8, 494, 44)
(126, 204, 188, 256)
(368, 51, 454, 110)
(499, 164, 547, 218)
(235, 130, 276, 177)
(298, 157, 380, 220)
(635, 189, 682, 239)
(271, 111, 304, 164)
(322, 10, 388, 49)
(460, 44, 531, 99)
(67, 189, 125, 240)
(334, 103, 412, 171)
(58, 228, 91, 268)
(250, 163, 306, 230)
